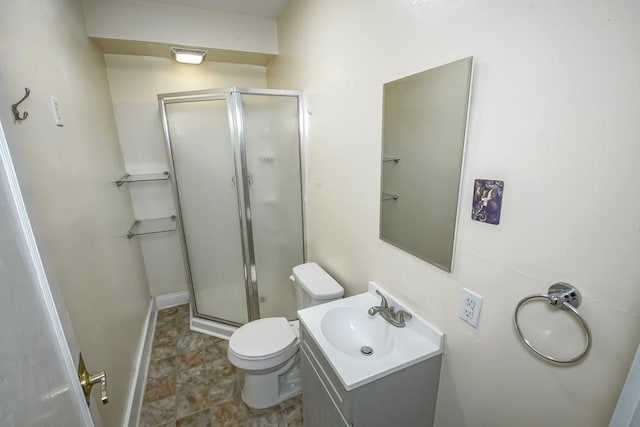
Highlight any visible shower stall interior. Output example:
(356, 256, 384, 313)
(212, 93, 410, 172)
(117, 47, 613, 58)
(158, 88, 305, 327)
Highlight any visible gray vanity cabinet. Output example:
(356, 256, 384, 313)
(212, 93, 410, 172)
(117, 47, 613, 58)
(300, 324, 442, 427)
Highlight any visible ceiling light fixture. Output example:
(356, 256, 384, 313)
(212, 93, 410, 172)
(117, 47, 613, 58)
(170, 47, 208, 65)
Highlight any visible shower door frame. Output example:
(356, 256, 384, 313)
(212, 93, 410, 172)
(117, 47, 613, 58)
(158, 87, 306, 326)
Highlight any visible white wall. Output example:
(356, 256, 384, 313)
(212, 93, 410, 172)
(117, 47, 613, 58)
(83, 0, 278, 54)
(268, 0, 640, 425)
(104, 54, 268, 296)
(0, 1, 151, 425)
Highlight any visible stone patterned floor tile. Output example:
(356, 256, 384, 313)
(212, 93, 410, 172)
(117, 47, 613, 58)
(159, 307, 179, 318)
(175, 408, 212, 427)
(204, 343, 225, 362)
(203, 334, 224, 346)
(216, 340, 229, 353)
(156, 315, 179, 329)
(178, 321, 192, 335)
(139, 396, 176, 427)
(156, 312, 178, 329)
(206, 358, 236, 382)
(212, 399, 249, 427)
(144, 375, 176, 402)
(177, 332, 207, 354)
(280, 395, 303, 427)
(176, 385, 210, 419)
(148, 356, 177, 379)
(208, 374, 240, 404)
(176, 348, 206, 371)
(152, 340, 178, 360)
(175, 304, 189, 315)
(177, 365, 208, 388)
(178, 315, 190, 328)
(141, 423, 175, 427)
(247, 405, 285, 427)
(154, 327, 179, 346)
(204, 343, 227, 362)
(141, 305, 303, 427)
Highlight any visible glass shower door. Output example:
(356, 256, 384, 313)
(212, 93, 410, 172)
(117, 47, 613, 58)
(240, 93, 304, 320)
(164, 98, 248, 324)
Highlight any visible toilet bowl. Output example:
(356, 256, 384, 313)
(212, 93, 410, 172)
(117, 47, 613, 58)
(227, 262, 343, 409)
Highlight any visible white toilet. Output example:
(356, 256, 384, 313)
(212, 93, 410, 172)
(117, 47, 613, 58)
(227, 262, 344, 409)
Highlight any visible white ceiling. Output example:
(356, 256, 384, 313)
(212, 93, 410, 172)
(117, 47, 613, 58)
(103, 0, 289, 19)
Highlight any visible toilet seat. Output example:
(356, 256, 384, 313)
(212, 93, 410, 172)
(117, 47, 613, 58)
(228, 317, 298, 369)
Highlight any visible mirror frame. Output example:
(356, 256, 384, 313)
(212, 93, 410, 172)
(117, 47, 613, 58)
(379, 57, 474, 272)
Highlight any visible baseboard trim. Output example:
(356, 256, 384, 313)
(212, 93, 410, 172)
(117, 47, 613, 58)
(154, 290, 190, 310)
(122, 291, 191, 426)
(123, 298, 156, 427)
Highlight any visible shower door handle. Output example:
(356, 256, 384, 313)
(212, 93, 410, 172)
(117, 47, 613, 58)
(231, 175, 254, 186)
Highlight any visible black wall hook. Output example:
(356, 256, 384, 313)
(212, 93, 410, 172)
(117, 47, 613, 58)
(12, 88, 31, 122)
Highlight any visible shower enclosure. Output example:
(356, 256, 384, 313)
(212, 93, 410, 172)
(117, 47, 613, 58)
(158, 88, 305, 327)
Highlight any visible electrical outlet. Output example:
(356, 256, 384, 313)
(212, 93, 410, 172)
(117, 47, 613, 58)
(459, 288, 483, 328)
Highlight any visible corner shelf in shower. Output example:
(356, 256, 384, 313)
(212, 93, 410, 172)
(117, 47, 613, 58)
(115, 171, 170, 186)
(127, 215, 177, 239)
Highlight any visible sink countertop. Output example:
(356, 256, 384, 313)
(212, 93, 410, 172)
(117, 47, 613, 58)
(297, 281, 444, 391)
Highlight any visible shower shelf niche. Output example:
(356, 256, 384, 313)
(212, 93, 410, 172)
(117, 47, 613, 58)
(115, 171, 170, 186)
(127, 215, 177, 239)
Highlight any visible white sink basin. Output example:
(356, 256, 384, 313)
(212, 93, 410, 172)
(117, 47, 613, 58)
(298, 281, 444, 391)
(321, 306, 395, 358)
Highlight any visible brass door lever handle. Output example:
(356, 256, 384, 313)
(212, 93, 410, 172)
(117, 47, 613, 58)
(78, 353, 108, 405)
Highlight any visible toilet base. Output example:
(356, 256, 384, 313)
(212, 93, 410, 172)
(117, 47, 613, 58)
(240, 354, 302, 409)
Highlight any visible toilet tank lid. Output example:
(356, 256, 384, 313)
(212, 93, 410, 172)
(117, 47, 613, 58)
(292, 262, 344, 299)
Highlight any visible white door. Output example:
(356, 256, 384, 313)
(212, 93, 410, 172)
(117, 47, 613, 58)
(610, 342, 640, 426)
(0, 118, 96, 426)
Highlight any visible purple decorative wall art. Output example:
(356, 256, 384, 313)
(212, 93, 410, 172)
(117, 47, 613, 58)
(472, 179, 504, 225)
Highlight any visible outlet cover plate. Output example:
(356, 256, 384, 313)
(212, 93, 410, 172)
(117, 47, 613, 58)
(459, 288, 483, 328)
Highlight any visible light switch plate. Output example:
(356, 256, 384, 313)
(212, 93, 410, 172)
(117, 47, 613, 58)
(50, 95, 64, 127)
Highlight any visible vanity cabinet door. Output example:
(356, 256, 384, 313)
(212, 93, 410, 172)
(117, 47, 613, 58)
(300, 323, 441, 426)
(301, 350, 352, 427)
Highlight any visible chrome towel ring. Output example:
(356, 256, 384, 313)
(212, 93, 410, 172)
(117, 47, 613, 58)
(514, 282, 592, 364)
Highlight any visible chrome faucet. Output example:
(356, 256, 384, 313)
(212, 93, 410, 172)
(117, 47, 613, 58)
(368, 290, 412, 327)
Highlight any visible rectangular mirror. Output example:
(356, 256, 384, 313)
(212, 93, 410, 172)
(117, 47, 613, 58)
(380, 57, 473, 272)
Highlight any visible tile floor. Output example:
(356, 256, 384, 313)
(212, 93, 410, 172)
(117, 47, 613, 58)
(139, 304, 303, 427)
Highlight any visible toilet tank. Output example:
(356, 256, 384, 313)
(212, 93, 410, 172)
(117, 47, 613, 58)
(291, 262, 344, 309)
